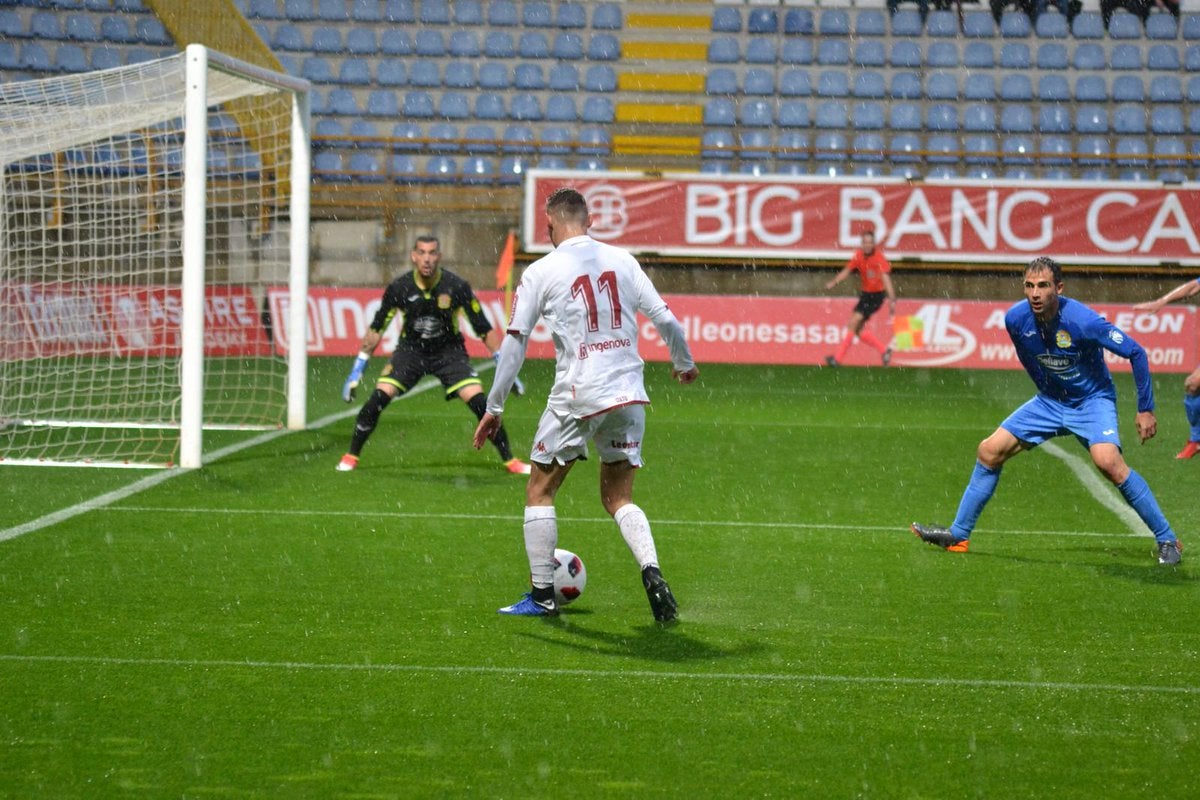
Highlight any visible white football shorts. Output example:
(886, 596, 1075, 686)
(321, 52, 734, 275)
(530, 403, 647, 466)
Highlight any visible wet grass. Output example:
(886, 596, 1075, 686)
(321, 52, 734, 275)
(1, 358, 1196, 798)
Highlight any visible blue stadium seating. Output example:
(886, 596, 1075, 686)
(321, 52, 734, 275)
(1035, 10, 1069, 38)
(1112, 76, 1145, 103)
(448, 31, 480, 57)
(346, 28, 377, 54)
(999, 10, 1031, 37)
(890, 103, 922, 131)
(890, 41, 922, 68)
(583, 65, 616, 92)
(890, 72, 922, 100)
(780, 39, 813, 65)
(443, 62, 474, 89)
(964, 10, 996, 37)
(1037, 42, 1069, 70)
(1038, 105, 1072, 134)
(927, 41, 959, 68)
(1075, 75, 1108, 102)
(925, 73, 958, 101)
(854, 39, 887, 67)
(1108, 12, 1142, 40)
(379, 29, 412, 55)
(854, 72, 886, 99)
(927, 10, 958, 37)
(856, 9, 887, 36)
(1037, 75, 1070, 102)
(549, 64, 579, 91)
(591, 3, 622, 30)
(891, 10, 922, 37)
(778, 101, 809, 128)
(818, 71, 850, 98)
(744, 69, 774, 96)
(1150, 76, 1184, 104)
(712, 7, 742, 33)
(963, 104, 996, 132)
(376, 60, 406, 87)
(783, 8, 814, 35)
(745, 38, 776, 64)
(964, 41, 995, 68)
(780, 69, 812, 97)
(965, 74, 996, 101)
(524, 1, 552, 27)
(819, 9, 851, 36)
(853, 102, 885, 130)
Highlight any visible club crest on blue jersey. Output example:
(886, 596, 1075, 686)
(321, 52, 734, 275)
(1055, 330, 1072, 348)
(1108, 329, 1125, 345)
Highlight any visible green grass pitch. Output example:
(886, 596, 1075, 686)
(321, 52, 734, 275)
(1, 359, 1197, 798)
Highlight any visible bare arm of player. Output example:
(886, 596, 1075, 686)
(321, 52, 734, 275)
(672, 367, 700, 384)
(1133, 279, 1200, 313)
(882, 273, 897, 316)
(473, 412, 502, 450)
(825, 266, 853, 290)
(1135, 411, 1158, 444)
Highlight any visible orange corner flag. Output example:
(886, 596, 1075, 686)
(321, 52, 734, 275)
(495, 231, 516, 290)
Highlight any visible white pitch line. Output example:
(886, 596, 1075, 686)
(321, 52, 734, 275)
(0, 653, 1194, 696)
(0, 377, 447, 543)
(103, 505, 1146, 540)
(1039, 440, 1148, 536)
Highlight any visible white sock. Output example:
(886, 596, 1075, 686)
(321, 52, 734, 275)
(523, 506, 557, 588)
(614, 503, 658, 570)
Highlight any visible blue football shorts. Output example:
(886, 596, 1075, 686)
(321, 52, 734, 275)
(1001, 393, 1122, 451)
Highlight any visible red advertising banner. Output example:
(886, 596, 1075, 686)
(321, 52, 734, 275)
(273, 287, 1198, 375)
(1, 283, 270, 360)
(523, 170, 1200, 266)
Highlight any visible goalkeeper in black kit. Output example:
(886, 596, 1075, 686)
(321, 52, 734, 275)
(336, 235, 531, 474)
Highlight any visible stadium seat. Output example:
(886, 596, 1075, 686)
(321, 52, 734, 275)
(1190, 109, 1200, 134)
(545, 96, 576, 122)
(1150, 76, 1184, 104)
(136, 18, 171, 46)
(379, 30, 413, 55)
(1187, 45, 1200, 71)
(426, 156, 457, 183)
(999, 10, 1031, 37)
(310, 27, 343, 54)
(30, 11, 65, 40)
(438, 93, 470, 120)
(1108, 11, 1143, 39)
(248, 0, 283, 19)
(701, 130, 736, 159)
(1039, 135, 1073, 166)
(284, 0, 315, 21)
(513, 64, 544, 90)
(890, 41, 922, 68)
(890, 72, 922, 100)
(510, 94, 543, 122)
(747, 7, 777, 34)
(854, 40, 887, 67)
(483, 32, 514, 58)
(815, 101, 848, 129)
(1075, 106, 1109, 134)
(778, 100, 810, 128)
(583, 65, 616, 92)
(581, 97, 613, 123)
(328, 88, 362, 115)
(999, 74, 1033, 101)
(552, 32, 584, 60)
(1154, 140, 1187, 182)
(1001, 135, 1036, 166)
(927, 41, 959, 68)
(408, 61, 438, 87)
(964, 74, 996, 101)
(319, 0, 350, 21)
(890, 133, 922, 164)
(1000, 105, 1034, 133)
(576, 127, 610, 156)
(414, 30, 445, 56)
(313, 118, 344, 148)
(54, 44, 88, 72)
(780, 69, 813, 97)
(1115, 137, 1149, 168)
(1112, 76, 1145, 103)
(964, 135, 998, 165)
(926, 103, 958, 132)
(1037, 42, 1069, 70)
(376, 60, 407, 87)
(1073, 43, 1106, 71)
(742, 68, 773, 96)
(448, 31, 481, 57)
(963, 10, 996, 37)
(817, 71, 850, 98)
(1038, 105, 1072, 134)
(1114, 105, 1147, 134)
(1148, 44, 1180, 71)
(301, 56, 334, 83)
(704, 98, 736, 126)
(963, 104, 996, 132)
(926, 73, 958, 101)
(501, 125, 535, 153)
(1111, 44, 1143, 70)
(538, 126, 570, 155)
(740, 129, 773, 160)
(518, 32, 550, 59)
(780, 39, 813, 65)
(1146, 11, 1178, 39)
(348, 119, 382, 146)
(1075, 75, 1108, 102)
(443, 62, 474, 89)
(1071, 11, 1105, 38)
(64, 15, 100, 43)
(591, 3, 622, 30)
(487, 0, 518, 26)
(1037, 75, 1070, 102)
(964, 42, 994, 68)
(397, 91, 430, 118)
(777, 131, 810, 160)
(854, 72, 886, 99)
(857, 9, 888, 36)
(588, 34, 620, 60)
(814, 132, 848, 162)
(89, 46, 121, 71)
(556, 2, 585, 28)
(853, 102, 886, 131)
(312, 151, 345, 181)
(891, 10, 923, 36)
(927, 10, 958, 36)
(999, 43, 1031, 69)
(460, 156, 494, 184)
(925, 134, 959, 165)
(346, 28, 377, 54)
(853, 132, 887, 163)
(100, 15, 136, 43)
(890, 103, 922, 131)
(1035, 10, 1069, 38)
(817, 39, 850, 65)
(419, 0, 450, 24)
(783, 7, 814, 34)
(1147, 106, 1185, 134)
(524, 1, 552, 27)
(549, 64, 579, 91)
(710, 7, 739, 32)
(819, 9, 851, 35)
(740, 99, 774, 127)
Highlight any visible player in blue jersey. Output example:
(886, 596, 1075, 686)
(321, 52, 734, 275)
(1134, 276, 1200, 460)
(912, 257, 1183, 565)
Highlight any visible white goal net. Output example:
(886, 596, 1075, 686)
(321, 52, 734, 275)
(0, 45, 310, 468)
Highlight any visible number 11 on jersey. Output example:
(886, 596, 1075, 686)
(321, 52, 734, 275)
(571, 271, 623, 332)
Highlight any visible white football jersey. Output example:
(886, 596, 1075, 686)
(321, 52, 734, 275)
(507, 235, 672, 419)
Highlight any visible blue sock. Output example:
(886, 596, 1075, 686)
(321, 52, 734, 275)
(950, 462, 1001, 540)
(1117, 470, 1176, 544)
(1185, 393, 1200, 442)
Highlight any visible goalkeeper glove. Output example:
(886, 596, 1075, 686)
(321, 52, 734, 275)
(342, 353, 369, 403)
(493, 351, 525, 397)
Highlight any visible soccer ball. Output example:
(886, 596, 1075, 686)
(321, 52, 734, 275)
(552, 548, 587, 605)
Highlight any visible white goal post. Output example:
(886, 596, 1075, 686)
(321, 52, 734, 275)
(0, 44, 310, 469)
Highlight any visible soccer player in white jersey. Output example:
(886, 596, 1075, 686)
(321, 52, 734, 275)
(473, 187, 699, 621)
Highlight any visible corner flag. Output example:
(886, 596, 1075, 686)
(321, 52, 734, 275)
(495, 230, 516, 290)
